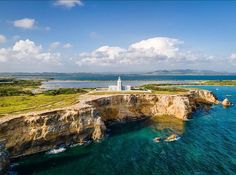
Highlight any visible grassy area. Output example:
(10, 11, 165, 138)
(89, 84, 190, 95)
(0, 79, 89, 116)
(0, 80, 192, 116)
(200, 80, 236, 86)
(43, 88, 87, 95)
(0, 94, 82, 116)
(140, 84, 189, 94)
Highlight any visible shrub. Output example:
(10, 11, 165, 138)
(43, 88, 86, 95)
(140, 84, 188, 92)
(0, 87, 34, 96)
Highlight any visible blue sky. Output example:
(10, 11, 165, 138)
(0, 0, 236, 72)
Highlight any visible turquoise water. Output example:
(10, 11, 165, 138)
(12, 86, 236, 175)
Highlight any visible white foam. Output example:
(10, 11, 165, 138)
(46, 147, 66, 155)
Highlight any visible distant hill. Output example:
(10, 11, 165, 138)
(145, 69, 236, 75)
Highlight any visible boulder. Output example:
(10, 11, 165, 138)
(222, 98, 231, 107)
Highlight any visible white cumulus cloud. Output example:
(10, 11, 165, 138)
(229, 53, 236, 65)
(0, 35, 7, 43)
(0, 39, 61, 63)
(77, 46, 126, 66)
(54, 0, 83, 8)
(13, 18, 36, 29)
(0, 48, 8, 62)
(76, 37, 212, 68)
(230, 53, 236, 60)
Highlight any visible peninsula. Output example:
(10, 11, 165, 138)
(0, 78, 230, 173)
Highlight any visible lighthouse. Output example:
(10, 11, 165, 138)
(117, 76, 122, 91)
(108, 76, 131, 91)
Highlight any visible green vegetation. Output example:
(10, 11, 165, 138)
(0, 78, 15, 83)
(0, 94, 81, 116)
(0, 79, 42, 87)
(0, 79, 42, 96)
(43, 88, 87, 95)
(89, 84, 190, 95)
(0, 79, 194, 116)
(0, 87, 34, 96)
(140, 84, 189, 94)
(200, 80, 236, 86)
(0, 79, 89, 116)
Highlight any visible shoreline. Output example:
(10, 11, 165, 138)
(44, 80, 199, 82)
(41, 80, 236, 89)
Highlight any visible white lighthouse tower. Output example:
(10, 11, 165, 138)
(108, 76, 131, 91)
(117, 76, 122, 91)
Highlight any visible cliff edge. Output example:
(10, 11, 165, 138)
(0, 89, 218, 161)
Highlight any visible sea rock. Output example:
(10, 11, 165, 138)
(222, 98, 231, 107)
(92, 117, 106, 140)
(0, 89, 219, 158)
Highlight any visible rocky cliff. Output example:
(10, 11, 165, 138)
(0, 139, 9, 174)
(0, 89, 218, 161)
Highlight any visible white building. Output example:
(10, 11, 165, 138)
(108, 77, 131, 91)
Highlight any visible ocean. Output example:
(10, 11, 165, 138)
(38, 74, 236, 89)
(11, 86, 236, 175)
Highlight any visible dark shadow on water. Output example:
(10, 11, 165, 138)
(191, 104, 215, 119)
(107, 105, 214, 138)
(12, 152, 91, 175)
(107, 118, 152, 137)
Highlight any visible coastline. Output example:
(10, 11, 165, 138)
(40, 80, 236, 91)
(0, 77, 235, 174)
(0, 89, 219, 158)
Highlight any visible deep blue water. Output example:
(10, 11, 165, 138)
(12, 86, 236, 175)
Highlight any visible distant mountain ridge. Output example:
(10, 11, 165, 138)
(145, 69, 236, 75)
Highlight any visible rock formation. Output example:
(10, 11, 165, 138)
(0, 89, 218, 162)
(189, 89, 219, 104)
(222, 98, 231, 107)
(0, 139, 9, 174)
(92, 117, 106, 140)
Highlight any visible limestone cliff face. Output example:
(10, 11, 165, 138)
(89, 94, 193, 121)
(89, 90, 218, 121)
(189, 89, 219, 104)
(0, 108, 99, 158)
(0, 89, 218, 159)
